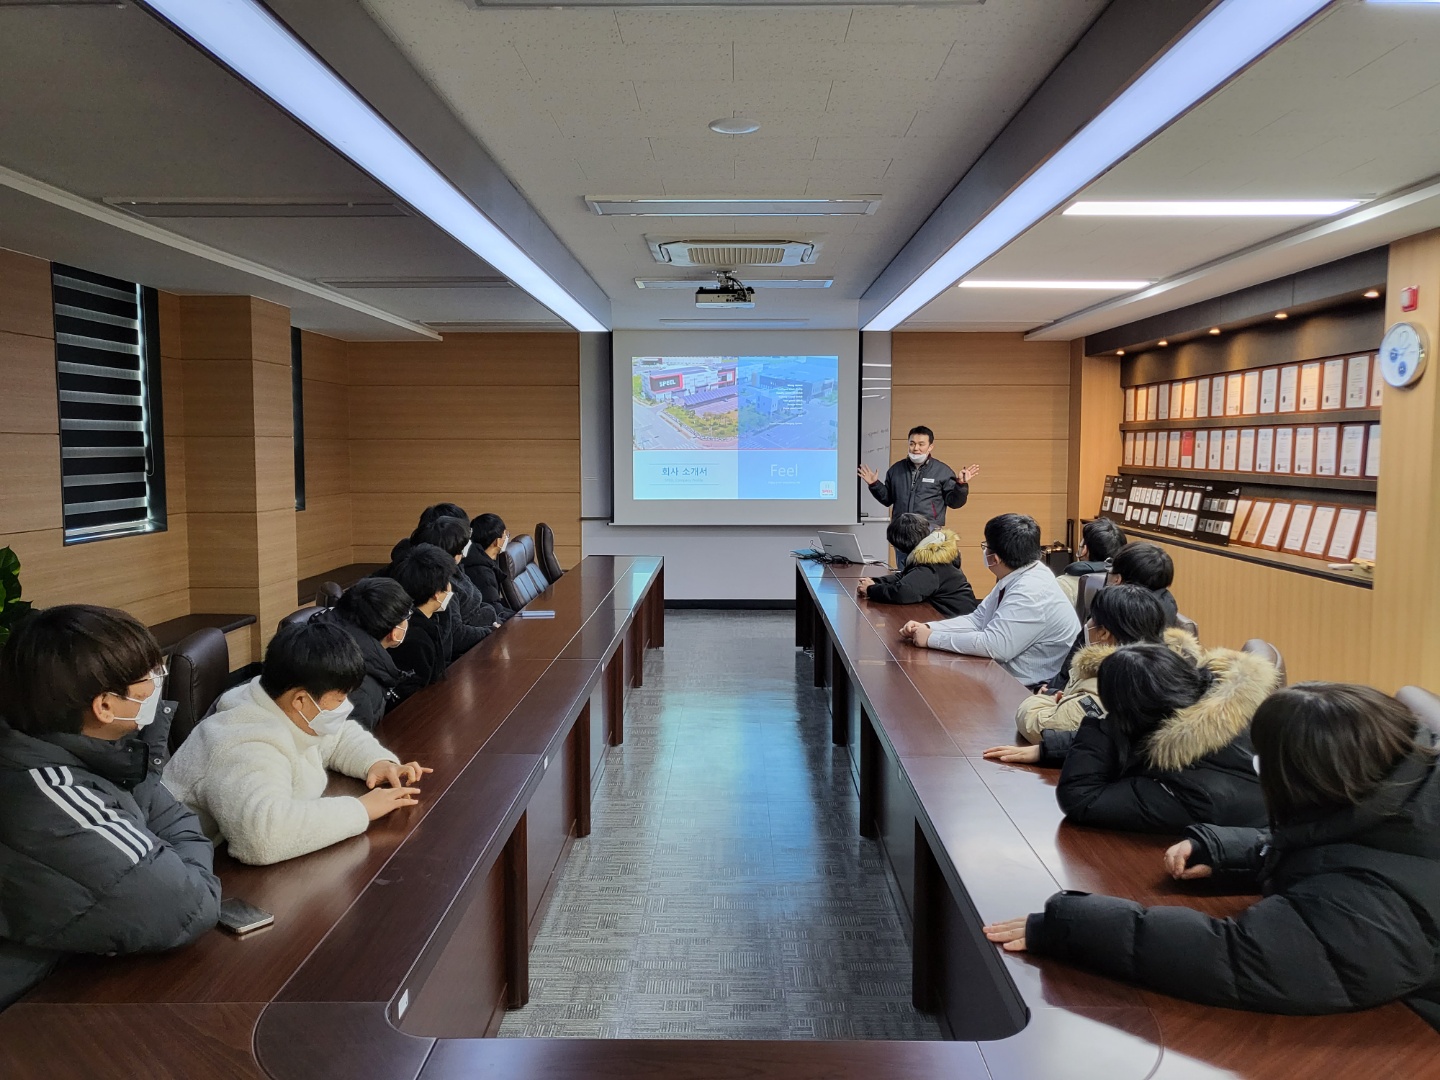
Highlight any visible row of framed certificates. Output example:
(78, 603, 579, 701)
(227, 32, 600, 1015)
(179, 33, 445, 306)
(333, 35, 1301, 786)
(1122, 422, 1380, 478)
(1123, 353, 1381, 423)
(1227, 499, 1376, 563)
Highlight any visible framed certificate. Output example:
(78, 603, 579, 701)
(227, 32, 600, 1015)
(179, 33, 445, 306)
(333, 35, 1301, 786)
(1181, 380, 1197, 419)
(1339, 425, 1366, 477)
(1237, 428, 1257, 472)
(1208, 427, 1224, 471)
(1193, 429, 1209, 469)
(1180, 430, 1196, 469)
(1166, 430, 1182, 468)
(1157, 382, 1171, 420)
(1314, 424, 1339, 477)
(1370, 355, 1384, 407)
(1259, 368, 1279, 414)
(1278, 365, 1299, 413)
(1171, 382, 1184, 419)
(1241, 370, 1261, 415)
(1321, 357, 1345, 411)
(1255, 427, 1275, 473)
(1327, 507, 1363, 562)
(1303, 505, 1337, 557)
(1123, 431, 1136, 465)
(1144, 431, 1158, 467)
(1124, 387, 1136, 422)
(1225, 373, 1244, 417)
(1260, 502, 1291, 550)
(1239, 500, 1272, 546)
(1230, 498, 1254, 542)
(1221, 428, 1240, 471)
(1298, 362, 1321, 411)
(1282, 504, 1314, 552)
(1211, 376, 1227, 418)
(1196, 377, 1211, 419)
(1272, 427, 1295, 474)
(1356, 510, 1378, 562)
(1365, 423, 1381, 477)
(1146, 385, 1159, 421)
(1293, 425, 1316, 476)
(1344, 355, 1370, 409)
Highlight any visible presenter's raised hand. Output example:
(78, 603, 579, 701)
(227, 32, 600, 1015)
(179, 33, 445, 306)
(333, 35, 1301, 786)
(959, 464, 981, 484)
(857, 463, 880, 485)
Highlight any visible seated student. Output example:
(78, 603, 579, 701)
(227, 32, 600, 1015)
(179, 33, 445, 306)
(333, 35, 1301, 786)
(1056, 518, 1127, 605)
(983, 683, 1440, 1031)
(385, 544, 457, 688)
(328, 577, 420, 731)
(1007, 585, 1178, 744)
(1037, 643, 1274, 832)
(0, 605, 220, 1007)
(857, 514, 978, 618)
(462, 513, 515, 622)
(899, 513, 1080, 689)
(164, 621, 428, 866)
(412, 516, 501, 658)
(1108, 542, 1179, 627)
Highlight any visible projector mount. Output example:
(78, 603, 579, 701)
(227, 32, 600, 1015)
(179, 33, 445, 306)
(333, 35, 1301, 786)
(695, 270, 756, 308)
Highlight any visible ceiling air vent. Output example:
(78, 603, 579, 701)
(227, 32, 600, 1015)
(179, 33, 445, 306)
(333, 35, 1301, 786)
(648, 238, 817, 267)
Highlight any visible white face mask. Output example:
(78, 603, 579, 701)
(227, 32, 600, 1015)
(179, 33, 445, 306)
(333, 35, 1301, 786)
(119, 672, 164, 728)
(299, 694, 353, 737)
(461, 541, 472, 558)
(908, 451, 928, 465)
(390, 622, 407, 646)
(436, 588, 454, 611)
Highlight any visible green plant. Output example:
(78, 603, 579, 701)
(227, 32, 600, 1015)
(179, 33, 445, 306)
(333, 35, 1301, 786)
(0, 546, 31, 648)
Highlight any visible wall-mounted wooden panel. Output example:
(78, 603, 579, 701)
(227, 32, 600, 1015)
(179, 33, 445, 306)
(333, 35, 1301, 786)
(887, 439, 1067, 496)
(348, 385, 580, 441)
(1068, 344, 1124, 524)
(299, 330, 348, 385)
(302, 379, 349, 442)
(0, 433, 62, 535)
(304, 438, 349, 499)
(890, 333, 1071, 386)
(889, 384, 1070, 442)
(0, 331, 60, 435)
(347, 333, 578, 387)
(349, 439, 581, 495)
(296, 493, 353, 580)
(0, 249, 54, 340)
(182, 359, 257, 438)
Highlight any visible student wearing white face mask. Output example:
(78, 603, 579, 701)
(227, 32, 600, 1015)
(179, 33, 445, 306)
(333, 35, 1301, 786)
(0, 605, 220, 1006)
(163, 621, 429, 866)
(384, 544, 459, 690)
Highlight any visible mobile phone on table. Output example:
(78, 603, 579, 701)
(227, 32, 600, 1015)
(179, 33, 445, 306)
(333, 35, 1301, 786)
(218, 897, 274, 935)
(517, 610, 556, 619)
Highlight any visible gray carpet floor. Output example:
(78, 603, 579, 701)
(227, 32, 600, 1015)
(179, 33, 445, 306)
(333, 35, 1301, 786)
(497, 609, 942, 1040)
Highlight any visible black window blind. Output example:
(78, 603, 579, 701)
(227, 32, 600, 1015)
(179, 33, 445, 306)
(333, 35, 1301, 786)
(52, 263, 166, 543)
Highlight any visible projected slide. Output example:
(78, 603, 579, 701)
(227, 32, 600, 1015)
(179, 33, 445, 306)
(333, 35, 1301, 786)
(631, 354, 839, 501)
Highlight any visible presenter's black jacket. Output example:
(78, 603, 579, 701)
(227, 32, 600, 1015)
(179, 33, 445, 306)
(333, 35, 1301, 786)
(323, 610, 415, 731)
(1025, 727, 1440, 1031)
(462, 548, 516, 621)
(1052, 644, 1277, 832)
(387, 607, 449, 691)
(864, 531, 978, 618)
(867, 456, 968, 527)
(0, 718, 220, 1008)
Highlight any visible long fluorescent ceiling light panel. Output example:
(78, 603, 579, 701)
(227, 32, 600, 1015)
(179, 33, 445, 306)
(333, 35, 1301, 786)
(864, 0, 1331, 331)
(1065, 200, 1364, 216)
(959, 279, 1151, 290)
(141, 0, 605, 332)
(589, 197, 881, 217)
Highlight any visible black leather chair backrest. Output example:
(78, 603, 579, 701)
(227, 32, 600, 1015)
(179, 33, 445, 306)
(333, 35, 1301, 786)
(1175, 612, 1199, 642)
(277, 606, 323, 633)
(166, 627, 229, 752)
(315, 581, 342, 609)
(1076, 572, 1106, 624)
(1241, 638, 1286, 687)
(535, 522, 564, 584)
(1397, 686, 1440, 734)
(500, 535, 550, 611)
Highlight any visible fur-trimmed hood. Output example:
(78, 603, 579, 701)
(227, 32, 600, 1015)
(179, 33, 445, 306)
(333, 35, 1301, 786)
(1145, 646, 1280, 772)
(1070, 627, 1201, 681)
(907, 528, 960, 566)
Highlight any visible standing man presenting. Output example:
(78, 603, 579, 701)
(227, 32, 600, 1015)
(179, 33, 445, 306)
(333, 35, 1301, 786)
(858, 425, 979, 528)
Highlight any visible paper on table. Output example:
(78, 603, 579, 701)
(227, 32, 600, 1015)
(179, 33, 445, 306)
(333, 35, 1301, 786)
(1197, 377, 1211, 419)
(1237, 428, 1256, 472)
(1225, 373, 1244, 417)
(1283, 504, 1314, 551)
(1208, 428, 1225, 471)
(1240, 501, 1271, 546)
(1259, 368, 1278, 414)
(1278, 365, 1299, 413)
(1321, 358, 1345, 411)
(1304, 505, 1336, 556)
(1182, 380, 1197, 419)
(1356, 510, 1378, 562)
(1124, 387, 1136, 423)
(1194, 430, 1209, 469)
(1261, 503, 1291, 549)
(1299, 362, 1321, 411)
(1273, 427, 1294, 473)
(1315, 425, 1338, 477)
(1171, 382, 1184, 419)
(1327, 507, 1363, 562)
(1242, 370, 1260, 415)
(1255, 427, 1274, 472)
(1345, 356, 1370, 409)
(1365, 424, 1380, 477)
(1222, 429, 1240, 471)
(1293, 426, 1315, 475)
(1370, 356, 1384, 407)
(1339, 425, 1365, 477)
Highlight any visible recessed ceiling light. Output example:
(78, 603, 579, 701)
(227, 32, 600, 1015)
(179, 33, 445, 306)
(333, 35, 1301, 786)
(586, 197, 881, 217)
(1274, 312, 1289, 320)
(1364, 289, 1381, 299)
(708, 117, 761, 135)
(957, 279, 1151, 290)
(1116, 350, 1125, 356)
(1064, 200, 1365, 217)
(1209, 327, 1221, 335)
(1158, 340, 1169, 347)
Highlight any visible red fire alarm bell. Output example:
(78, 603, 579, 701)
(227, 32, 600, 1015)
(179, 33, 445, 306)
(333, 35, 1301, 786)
(1401, 286, 1419, 312)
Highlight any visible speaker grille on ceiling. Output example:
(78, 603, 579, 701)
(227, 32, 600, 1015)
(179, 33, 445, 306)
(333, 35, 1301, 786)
(649, 239, 818, 267)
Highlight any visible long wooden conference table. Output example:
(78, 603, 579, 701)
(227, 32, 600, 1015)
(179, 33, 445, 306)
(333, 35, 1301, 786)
(3, 553, 1436, 1078)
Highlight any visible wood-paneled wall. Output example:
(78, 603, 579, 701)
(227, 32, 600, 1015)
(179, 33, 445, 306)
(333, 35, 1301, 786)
(346, 333, 582, 569)
(0, 249, 191, 625)
(296, 331, 352, 579)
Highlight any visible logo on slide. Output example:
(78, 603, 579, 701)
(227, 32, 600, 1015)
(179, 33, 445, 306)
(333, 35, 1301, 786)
(819, 481, 835, 498)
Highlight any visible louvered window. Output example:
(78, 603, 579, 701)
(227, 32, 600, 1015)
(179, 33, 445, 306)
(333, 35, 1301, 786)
(52, 264, 167, 543)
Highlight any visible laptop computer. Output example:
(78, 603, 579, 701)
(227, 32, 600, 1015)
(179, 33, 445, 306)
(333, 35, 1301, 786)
(816, 530, 884, 565)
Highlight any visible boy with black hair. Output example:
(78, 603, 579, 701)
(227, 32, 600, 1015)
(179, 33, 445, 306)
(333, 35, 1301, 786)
(386, 544, 459, 688)
(857, 514, 978, 618)
(462, 512, 515, 621)
(0, 604, 221, 1008)
(857, 425, 979, 528)
(412, 516, 501, 657)
(1057, 519, 1127, 605)
(1108, 542, 1179, 626)
(328, 577, 419, 731)
(164, 620, 428, 866)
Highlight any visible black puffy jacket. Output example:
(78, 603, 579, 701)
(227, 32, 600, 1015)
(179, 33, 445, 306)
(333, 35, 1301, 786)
(1051, 644, 1277, 832)
(324, 612, 415, 731)
(462, 548, 515, 622)
(866, 456, 968, 527)
(1027, 729, 1440, 1031)
(863, 530, 977, 618)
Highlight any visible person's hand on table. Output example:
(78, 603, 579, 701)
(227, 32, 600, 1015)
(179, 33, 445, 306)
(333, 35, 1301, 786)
(366, 759, 432, 790)
(958, 463, 981, 484)
(857, 463, 880, 485)
(899, 621, 931, 647)
(856, 577, 874, 596)
(983, 917, 1029, 952)
(982, 743, 1041, 764)
(1164, 839, 1213, 880)
(359, 784, 420, 821)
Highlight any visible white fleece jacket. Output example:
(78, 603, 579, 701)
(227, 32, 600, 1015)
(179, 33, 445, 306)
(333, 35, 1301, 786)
(162, 678, 399, 866)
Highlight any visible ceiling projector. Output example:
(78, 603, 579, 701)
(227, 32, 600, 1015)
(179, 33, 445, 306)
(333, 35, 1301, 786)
(696, 271, 755, 309)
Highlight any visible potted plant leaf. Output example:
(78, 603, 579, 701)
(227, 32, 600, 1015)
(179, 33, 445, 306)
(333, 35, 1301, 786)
(0, 546, 32, 647)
